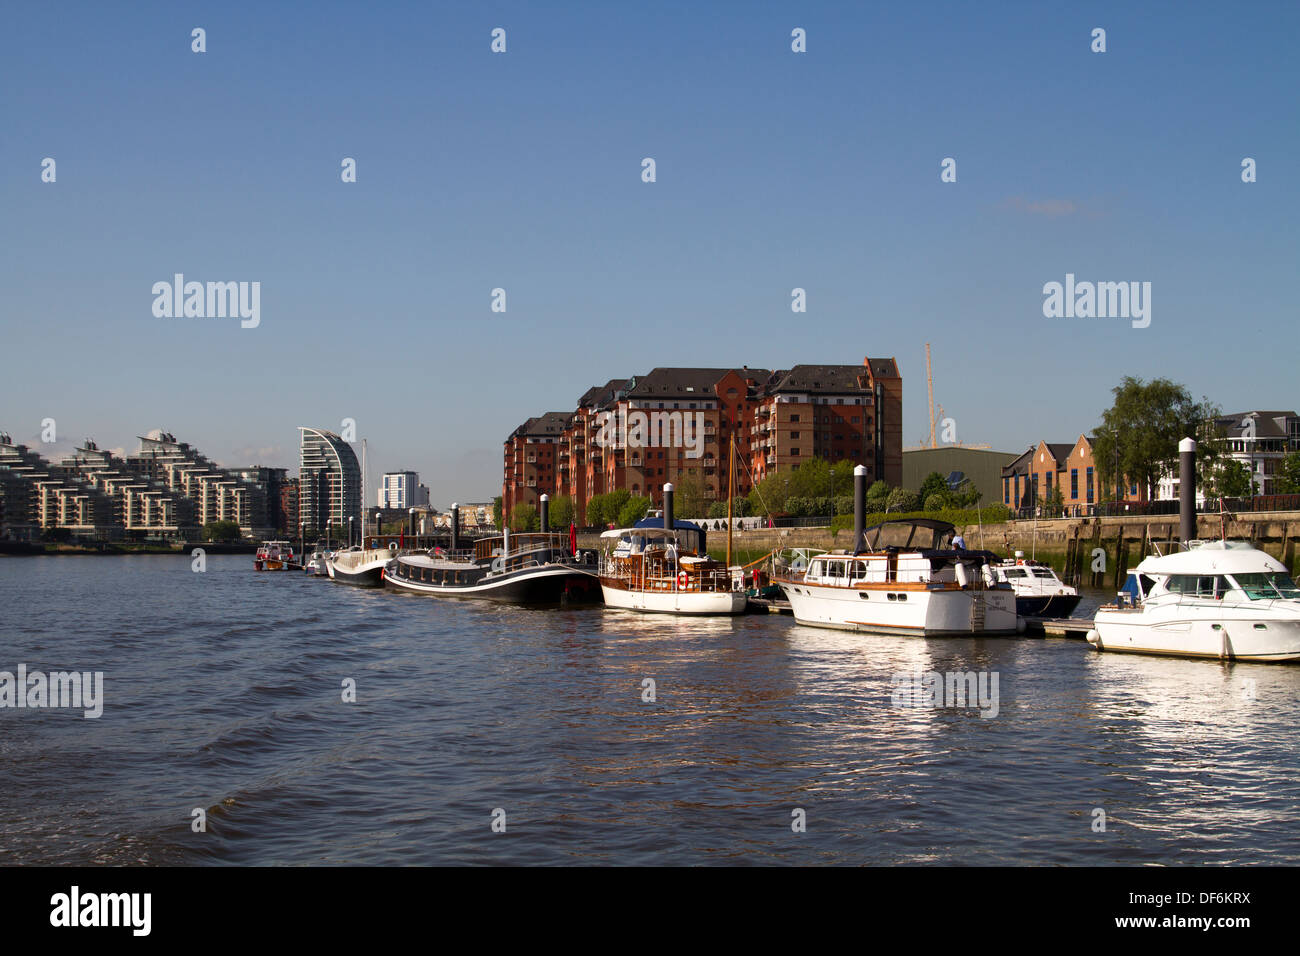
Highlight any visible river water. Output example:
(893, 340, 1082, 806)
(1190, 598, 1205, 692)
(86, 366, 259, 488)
(2, 554, 1299, 865)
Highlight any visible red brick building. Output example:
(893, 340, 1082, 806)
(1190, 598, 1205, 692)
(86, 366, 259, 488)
(503, 357, 904, 523)
(1002, 435, 1149, 515)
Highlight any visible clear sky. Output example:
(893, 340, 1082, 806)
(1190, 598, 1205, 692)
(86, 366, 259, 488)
(3, 1, 1296, 505)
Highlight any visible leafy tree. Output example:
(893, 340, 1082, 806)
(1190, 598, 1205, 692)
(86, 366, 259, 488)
(707, 501, 728, 519)
(834, 495, 853, 516)
(918, 471, 950, 507)
(616, 495, 654, 527)
(204, 520, 242, 542)
(887, 488, 919, 513)
(509, 504, 539, 532)
(586, 488, 631, 527)
(1206, 459, 1254, 499)
(1276, 451, 1300, 494)
(866, 480, 890, 503)
(546, 494, 575, 529)
(1043, 486, 1066, 518)
(923, 493, 947, 513)
(673, 472, 711, 518)
(492, 497, 503, 528)
(1092, 377, 1218, 501)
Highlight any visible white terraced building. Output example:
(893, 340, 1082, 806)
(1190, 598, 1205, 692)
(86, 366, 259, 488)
(1157, 411, 1300, 503)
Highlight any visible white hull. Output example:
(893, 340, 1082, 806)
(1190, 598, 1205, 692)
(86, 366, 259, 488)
(779, 581, 1018, 636)
(599, 583, 747, 615)
(1090, 607, 1300, 661)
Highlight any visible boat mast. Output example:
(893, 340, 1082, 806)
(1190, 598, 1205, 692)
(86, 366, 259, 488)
(726, 434, 734, 566)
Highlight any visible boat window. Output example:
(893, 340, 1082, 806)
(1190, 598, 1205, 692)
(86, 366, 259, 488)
(1004, 568, 1027, 578)
(1030, 568, 1055, 579)
(1166, 574, 1228, 598)
(1230, 572, 1300, 600)
(809, 560, 824, 578)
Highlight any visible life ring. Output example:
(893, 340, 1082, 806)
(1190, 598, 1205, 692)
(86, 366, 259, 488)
(388, 542, 398, 554)
(677, 570, 688, 589)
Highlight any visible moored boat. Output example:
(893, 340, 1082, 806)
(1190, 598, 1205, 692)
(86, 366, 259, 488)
(598, 521, 747, 615)
(329, 544, 390, 587)
(384, 531, 600, 603)
(775, 517, 1019, 636)
(994, 552, 1082, 617)
(1088, 541, 1300, 662)
(254, 540, 295, 571)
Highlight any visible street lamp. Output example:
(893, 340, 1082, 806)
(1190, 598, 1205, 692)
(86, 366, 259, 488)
(348, 516, 354, 548)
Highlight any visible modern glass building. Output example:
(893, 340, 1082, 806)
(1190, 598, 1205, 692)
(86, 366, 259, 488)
(298, 427, 361, 537)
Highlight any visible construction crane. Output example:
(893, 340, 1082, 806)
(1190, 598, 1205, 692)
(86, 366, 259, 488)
(921, 344, 990, 450)
(926, 343, 936, 448)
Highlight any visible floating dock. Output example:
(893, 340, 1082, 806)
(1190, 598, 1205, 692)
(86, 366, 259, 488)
(1022, 616, 1093, 638)
(746, 597, 793, 615)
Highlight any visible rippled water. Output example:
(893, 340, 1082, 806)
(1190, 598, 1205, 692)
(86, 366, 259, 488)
(2, 554, 1299, 865)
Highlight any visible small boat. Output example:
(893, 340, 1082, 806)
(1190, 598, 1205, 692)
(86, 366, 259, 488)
(993, 551, 1081, 617)
(598, 520, 747, 615)
(385, 532, 600, 603)
(254, 540, 294, 571)
(774, 518, 1019, 636)
(1088, 540, 1300, 662)
(329, 545, 389, 587)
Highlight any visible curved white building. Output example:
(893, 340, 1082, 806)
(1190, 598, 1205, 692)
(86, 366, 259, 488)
(298, 427, 361, 538)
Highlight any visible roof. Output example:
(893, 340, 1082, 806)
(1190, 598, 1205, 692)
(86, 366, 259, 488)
(625, 368, 768, 399)
(765, 365, 870, 395)
(1217, 411, 1298, 439)
(864, 357, 900, 379)
(1001, 447, 1035, 477)
(508, 412, 571, 441)
(577, 379, 629, 409)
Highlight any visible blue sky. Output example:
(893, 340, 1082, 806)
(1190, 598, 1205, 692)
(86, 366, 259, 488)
(3, 1, 1296, 504)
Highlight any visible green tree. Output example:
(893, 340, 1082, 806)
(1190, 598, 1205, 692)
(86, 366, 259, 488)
(918, 471, 951, 510)
(923, 493, 947, 513)
(1092, 377, 1218, 501)
(546, 494, 575, 529)
(204, 520, 242, 542)
(1276, 451, 1300, 494)
(492, 497, 503, 528)
(887, 488, 919, 513)
(586, 488, 631, 527)
(616, 495, 654, 527)
(1206, 459, 1254, 499)
(866, 480, 890, 503)
(673, 472, 711, 518)
(509, 504, 539, 532)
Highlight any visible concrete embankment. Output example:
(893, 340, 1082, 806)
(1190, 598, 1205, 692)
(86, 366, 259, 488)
(580, 511, 1300, 586)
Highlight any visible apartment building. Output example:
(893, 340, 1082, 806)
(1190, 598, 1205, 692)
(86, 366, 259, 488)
(503, 356, 903, 522)
(1002, 435, 1147, 514)
(1158, 410, 1300, 501)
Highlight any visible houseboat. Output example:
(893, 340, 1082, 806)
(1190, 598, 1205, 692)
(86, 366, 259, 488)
(598, 519, 747, 615)
(1088, 540, 1300, 662)
(774, 518, 1019, 636)
(993, 552, 1082, 617)
(329, 544, 390, 587)
(384, 532, 600, 603)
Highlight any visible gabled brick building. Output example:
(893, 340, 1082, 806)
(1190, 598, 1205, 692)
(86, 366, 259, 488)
(503, 356, 903, 523)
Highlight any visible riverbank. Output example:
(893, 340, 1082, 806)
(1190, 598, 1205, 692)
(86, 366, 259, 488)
(0, 541, 258, 556)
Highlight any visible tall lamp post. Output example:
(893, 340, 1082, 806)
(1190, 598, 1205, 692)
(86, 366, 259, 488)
(409, 507, 416, 546)
(348, 516, 354, 548)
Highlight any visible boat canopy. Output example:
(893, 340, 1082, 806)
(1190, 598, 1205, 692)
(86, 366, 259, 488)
(859, 518, 956, 552)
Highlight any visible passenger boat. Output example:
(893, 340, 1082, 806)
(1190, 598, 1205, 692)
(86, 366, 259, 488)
(598, 519, 747, 615)
(774, 518, 1019, 636)
(329, 544, 390, 587)
(993, 552, 1081, 617)
(1088, 540, 1300, 662)
(384, 532, 600, 603)
(254, 540, 294, 571)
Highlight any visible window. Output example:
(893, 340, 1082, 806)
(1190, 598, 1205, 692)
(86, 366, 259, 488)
(1231, 572, 1300, 600)
(1086, 467, 1094, 504)
(1071, 468, 1078, 499)
(791, 414, 800, 422)
(790, 432, 799, 439)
